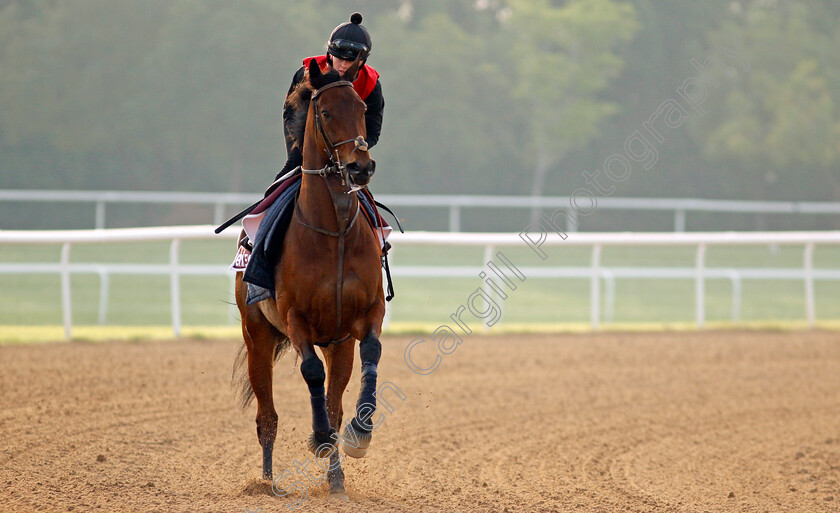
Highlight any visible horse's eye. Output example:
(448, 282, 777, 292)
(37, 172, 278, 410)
(321, 110, 330, 119)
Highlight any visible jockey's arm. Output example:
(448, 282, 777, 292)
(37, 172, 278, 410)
(282, 67, 307, 156)
(363, 80, 384, 149)
(278, 65, 383, 179)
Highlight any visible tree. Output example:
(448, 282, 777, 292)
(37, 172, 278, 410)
(502, 0, 638, 220)
(367, 4, 525, 195)
(0, 0, 328, 191)
(694, 1, 840, 201)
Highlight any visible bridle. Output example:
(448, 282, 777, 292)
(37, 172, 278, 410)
(211, 80, 366, 236)
(297, 79, 369, 237)
(301, 80, 369, 187)
(296, 79, 371, 346)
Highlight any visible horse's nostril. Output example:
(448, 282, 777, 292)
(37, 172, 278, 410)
(366, 161, 376, 176)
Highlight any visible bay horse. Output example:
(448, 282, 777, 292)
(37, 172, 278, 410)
(233, 57, 385, 499)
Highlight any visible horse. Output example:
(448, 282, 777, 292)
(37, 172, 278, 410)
(232, 57, 385, 500)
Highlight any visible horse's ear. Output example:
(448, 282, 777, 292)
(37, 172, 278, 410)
(308, 58, 322, 81)
(345, 54, 363, 82)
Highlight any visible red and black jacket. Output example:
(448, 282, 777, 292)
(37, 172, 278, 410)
(281, 55, 384, 167)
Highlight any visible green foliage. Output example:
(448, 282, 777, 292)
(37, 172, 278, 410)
(370, 8, 524, 193)
(694, 0, 840, 200)
(507, 0, 637, 155)
(0, 0, 838, 217)
(0, 0, 327, 191)
(504, 0, 638, 198)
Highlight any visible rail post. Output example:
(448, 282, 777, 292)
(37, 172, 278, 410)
(695, 243, 706, 327)
(60, 243, 73, 339)
(214, 202, 225, 226)
(602, 269, 615, 324)
(449, 205, 461, 232)
(95, 201, 106, 230)
(804, 243, 816, 327)
(674, 209, 686, 232)
(590, 245, 602, 329)
(566, 208, 578, 233)
(97, 268, 110, 325)
(482, 245, 496, 330)
(170, 239, 182, 336)
(726, 270, 741, 322)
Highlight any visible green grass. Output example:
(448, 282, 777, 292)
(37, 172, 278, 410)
(4, 321, 840, 345)
(1, 239, 838, 335)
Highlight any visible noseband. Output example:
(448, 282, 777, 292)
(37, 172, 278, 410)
(302, 80, 368, 186)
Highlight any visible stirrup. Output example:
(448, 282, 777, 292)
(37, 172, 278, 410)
(381, 243, 395, 302)
(239, 234, 253, 252)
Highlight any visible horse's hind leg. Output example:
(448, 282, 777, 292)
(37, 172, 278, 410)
(242, 312, 280, 480)
(342, 329, 382, 458)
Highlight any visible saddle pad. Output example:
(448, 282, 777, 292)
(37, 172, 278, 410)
(246, 283, 274, 305)
(233, 176, 395, 303)
(229, 244, 251, 271)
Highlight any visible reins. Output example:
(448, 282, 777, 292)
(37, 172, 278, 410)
(293, 200, 360, 238)
(295, 79, 368, 346)
(213, 80, 367, 235)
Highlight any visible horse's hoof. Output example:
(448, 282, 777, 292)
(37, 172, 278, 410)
(308, 428, 336, 455)
(329, 490, 350, 502)
(341, 418, 372, 459)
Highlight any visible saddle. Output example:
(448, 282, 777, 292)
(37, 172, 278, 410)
(226, 171, 399, 304)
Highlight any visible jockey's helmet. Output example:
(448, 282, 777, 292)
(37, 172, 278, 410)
(327, 12, 372, 62)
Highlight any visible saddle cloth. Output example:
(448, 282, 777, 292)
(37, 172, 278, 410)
(230, 173, 391, 304)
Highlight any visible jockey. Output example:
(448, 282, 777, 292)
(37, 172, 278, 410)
(216, 13, 391, 261)
(223, 13, 397, 302)
(275, 12, 384, 181)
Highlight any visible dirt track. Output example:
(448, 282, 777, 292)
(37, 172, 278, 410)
(1, 332, 839, 513)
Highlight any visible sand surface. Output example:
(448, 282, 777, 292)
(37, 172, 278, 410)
(2, 332, 839, 512)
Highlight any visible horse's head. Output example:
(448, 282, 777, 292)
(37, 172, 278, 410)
(297, 58, 376, 188)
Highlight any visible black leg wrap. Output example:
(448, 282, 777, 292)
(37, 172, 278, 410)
(309, 389, 330, 434)
(300, 356, 326, 385)
(359, 332, 382, 363)
(308, 427, 337, 455)
(355, 363, 378, 430)
(340, 331, 380, 458)
(301, 357, 330, 435)
(355, 332, 381, 430)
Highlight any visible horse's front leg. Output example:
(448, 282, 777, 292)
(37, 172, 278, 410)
(341, 329, 382, 458)
(321, 342, 354, 499)
(297, 343, 335, 454)
(297, 341, 353, 501)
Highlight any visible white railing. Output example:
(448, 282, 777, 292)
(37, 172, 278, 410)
(0, 226, 239, 339)
(1, 226, 839, 338)
(2, 189, 840, 231)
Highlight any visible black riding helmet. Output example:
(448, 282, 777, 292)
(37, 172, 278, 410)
(327, 12, 372, 62)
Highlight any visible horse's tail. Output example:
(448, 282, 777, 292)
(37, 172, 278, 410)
(231, 335, 291, 411)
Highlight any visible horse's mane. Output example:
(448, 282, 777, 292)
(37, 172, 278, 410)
(285, 67, 344, 150)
